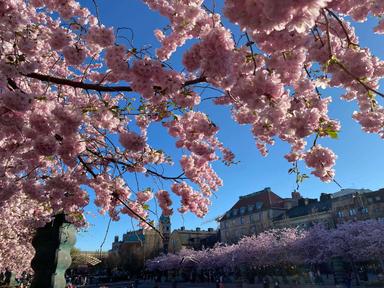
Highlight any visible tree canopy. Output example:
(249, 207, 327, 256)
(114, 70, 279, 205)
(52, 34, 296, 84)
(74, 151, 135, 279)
(1, 0, 384, 272)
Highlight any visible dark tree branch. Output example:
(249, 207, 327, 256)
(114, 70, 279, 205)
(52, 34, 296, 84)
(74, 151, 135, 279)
(77, 154, 164, 237)
(25, 72, 206, 93)
(27, 73, 134, 92)
(77, 155, 97, 178)
(85, 148, 187, 181)
(325, 8, 358, 47)
(113, 194, 164, 239)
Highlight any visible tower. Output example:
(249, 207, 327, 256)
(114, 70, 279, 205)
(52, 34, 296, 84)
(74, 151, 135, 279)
(159, 214, 171, 254)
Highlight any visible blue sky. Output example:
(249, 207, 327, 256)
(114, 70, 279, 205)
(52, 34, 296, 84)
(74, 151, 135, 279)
(75, 0, 384, 251)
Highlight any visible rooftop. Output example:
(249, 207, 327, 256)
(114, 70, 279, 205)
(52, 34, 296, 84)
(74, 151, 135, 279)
(331, 188, 372, 198)
(220, 187, 285, 221)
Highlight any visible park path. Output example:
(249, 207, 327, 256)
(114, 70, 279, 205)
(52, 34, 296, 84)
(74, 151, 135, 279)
(83, 280, 371, 288)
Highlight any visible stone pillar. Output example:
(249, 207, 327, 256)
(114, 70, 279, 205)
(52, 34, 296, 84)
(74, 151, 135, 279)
(30, 214, 76, 288)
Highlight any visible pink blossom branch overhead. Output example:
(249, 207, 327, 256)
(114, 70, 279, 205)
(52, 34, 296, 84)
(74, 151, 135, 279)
(1, 0, 384, 272)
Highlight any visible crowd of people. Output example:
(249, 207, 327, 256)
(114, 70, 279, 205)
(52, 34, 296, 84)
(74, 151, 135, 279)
(0, 270, 31, 287)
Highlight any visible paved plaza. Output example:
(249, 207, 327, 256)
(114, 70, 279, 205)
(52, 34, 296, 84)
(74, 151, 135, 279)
(82, 280, 373, 288)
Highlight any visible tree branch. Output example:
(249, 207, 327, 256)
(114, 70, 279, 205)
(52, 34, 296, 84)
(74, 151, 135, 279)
(85, 148, 187, 181)
(325, 8, 358, 47)
(25, 72, 206, 93)
(113, 194, 164, 239)
(77, 154, 164, 237)
(27, 73, 133, 92)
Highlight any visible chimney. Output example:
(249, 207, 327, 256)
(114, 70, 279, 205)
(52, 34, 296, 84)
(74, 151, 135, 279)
(196, 227, 201, 232)
(320, 193, 331, 202)
(298, 198, 307, 206)
(266, 187, 272, 205)
(180, 226, 185, 231)
(292, 190, 301, 200)
(114, 236, 119, 242)
(208, 228, 214, 232)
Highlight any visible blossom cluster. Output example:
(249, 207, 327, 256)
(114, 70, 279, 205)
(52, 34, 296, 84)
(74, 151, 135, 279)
(1, 0, 384, 272)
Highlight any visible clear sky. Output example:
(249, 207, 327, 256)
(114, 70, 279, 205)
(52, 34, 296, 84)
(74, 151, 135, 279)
(75, 0, 384, 252)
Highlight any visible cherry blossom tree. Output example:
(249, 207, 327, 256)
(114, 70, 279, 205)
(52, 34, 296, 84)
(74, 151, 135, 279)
(2, 0, 384, 272)
(146, 221, 384, 274)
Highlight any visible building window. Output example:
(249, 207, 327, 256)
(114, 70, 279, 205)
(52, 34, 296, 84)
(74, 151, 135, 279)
(361, 207, 369, 214)
(233, 209, 238, 216)
(226, 212, 231, 218)
(368, 198, 373, 203)
(240, 216, 244, 224)
(255, 202, 263, 210)
(259, 213, 263, 221)
(337, 211, 344, 218)
(248, 205, 254, 212)
(249, 214, 254, 223)
(376, 196, 381, 201)
(240, 207, 246, 214)
(349, 208, 357, 216)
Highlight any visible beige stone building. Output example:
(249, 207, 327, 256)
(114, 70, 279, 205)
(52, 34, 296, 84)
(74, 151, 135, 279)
(109, 228, 163, 270)
(219, 187, 384, 244)
(168, 227, 218, 254)
(273, 194, 334, 228)
(218, 187, 299, 243)
(332, 188, 384, 224)
(273, 188, 384, 229)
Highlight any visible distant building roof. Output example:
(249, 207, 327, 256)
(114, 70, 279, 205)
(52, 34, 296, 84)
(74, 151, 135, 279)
(121, 229, 145, 243)
(233, 187, 282, 208)
(220, 187, 285, 221)
(274, 198, 332, 221)
(331, 188, 372, 198)
(172, 228, 217, 234)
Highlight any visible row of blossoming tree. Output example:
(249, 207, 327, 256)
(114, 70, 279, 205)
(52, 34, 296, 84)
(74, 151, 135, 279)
(1, 0, 384, 273)
(146, 220, 384, 273)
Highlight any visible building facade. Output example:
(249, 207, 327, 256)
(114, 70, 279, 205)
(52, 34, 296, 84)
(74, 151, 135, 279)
(273, 193, 334, 228)
(110, 214, 219, 269)
(332, 188, 384, 224)
(168, 227, 218, 254)
(218, 187, 299, 243)
(219, 187, 384, 244)
(109, 227, 163, 271)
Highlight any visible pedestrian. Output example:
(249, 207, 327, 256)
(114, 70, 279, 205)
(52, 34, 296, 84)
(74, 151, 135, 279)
(274, 279, 280, 288)
(263, 276, 270, 288)
(345, 270, 352, 288)
(308, 271, 315, 284)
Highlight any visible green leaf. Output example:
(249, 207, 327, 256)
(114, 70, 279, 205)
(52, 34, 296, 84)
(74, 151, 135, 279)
(325, 129, 339, 139)
(324, 55, 338, 68)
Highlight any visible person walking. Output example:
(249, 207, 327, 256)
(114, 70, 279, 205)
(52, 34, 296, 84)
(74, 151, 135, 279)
(274, 279, 280, 288)
(263, 276, 270, 288)
(345, 270, 352, 288)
